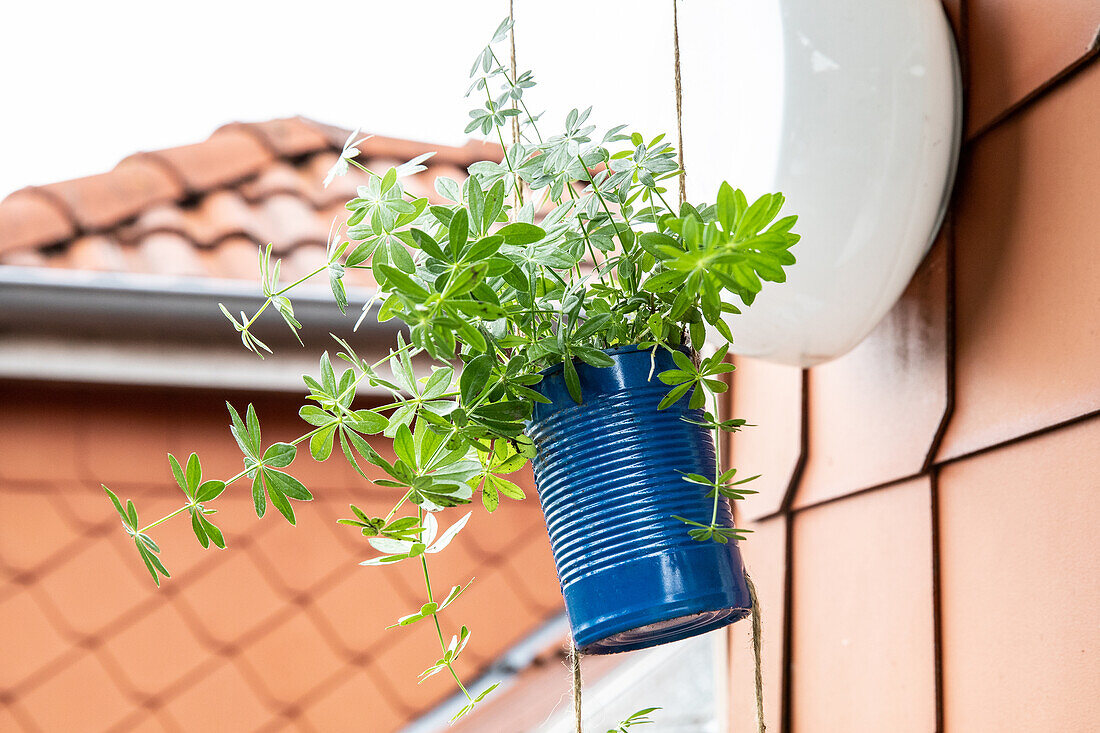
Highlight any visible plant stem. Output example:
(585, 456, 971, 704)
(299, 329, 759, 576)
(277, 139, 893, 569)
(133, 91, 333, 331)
(243, 265, 327, 332)
(139, 505, 189, 533)
(419, 507, 473, 701)
(488, 49, 543, 144)
(710, 388, 723, 529)
(577, 156, 636, 294)
(483, 88, 524, 208)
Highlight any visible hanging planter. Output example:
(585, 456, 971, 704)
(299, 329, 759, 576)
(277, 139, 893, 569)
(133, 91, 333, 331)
(102, 14, 799, 727)
(529, 345, 751, 653)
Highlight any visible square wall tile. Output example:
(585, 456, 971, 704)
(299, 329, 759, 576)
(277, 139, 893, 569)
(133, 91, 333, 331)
(790, 478, 936, 732)
(938, 417, 1100, 730)
(728, 358, 804, 519)
(796, 236, 948, 508)
(965, 0, 1099, 135)
(939, 61, 1100, 460)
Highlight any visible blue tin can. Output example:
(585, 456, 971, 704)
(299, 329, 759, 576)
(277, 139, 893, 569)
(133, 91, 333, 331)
(528, 345, 751, 654)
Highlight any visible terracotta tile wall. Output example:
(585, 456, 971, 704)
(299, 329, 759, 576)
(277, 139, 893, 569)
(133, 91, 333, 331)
(0, 382, 558, 732)
(726, 3, 1100, 730)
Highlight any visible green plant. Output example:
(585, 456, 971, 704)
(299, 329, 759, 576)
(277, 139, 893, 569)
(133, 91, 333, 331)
(102, 17, 798, 720)
(608, 707, 661, 733)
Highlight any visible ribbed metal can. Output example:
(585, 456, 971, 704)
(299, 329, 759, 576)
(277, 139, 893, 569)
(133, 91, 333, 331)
(528, 345, 751, 654)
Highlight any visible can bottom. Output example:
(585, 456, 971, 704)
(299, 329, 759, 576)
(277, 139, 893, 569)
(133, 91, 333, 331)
(564, 544, 752, 655)
(582, 607, 748, 654)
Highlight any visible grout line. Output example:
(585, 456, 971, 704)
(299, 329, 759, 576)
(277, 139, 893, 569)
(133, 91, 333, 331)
(771, 408, 1100, 520)
(789, 472, 930, 515)
(929, 468, 945, 733)
(935, 409, 1100, 468)
(966, 29, 1099, 144)
(779, 510, 794, 733)
(923, 195, 959, 473)
(3, 698, 44, 733)
(776, 369, 810, 516)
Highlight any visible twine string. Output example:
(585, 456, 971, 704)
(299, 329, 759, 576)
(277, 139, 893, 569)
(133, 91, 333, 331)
(569, 641, 583, 733)
(508, 0, 523, 212)
(745, 570, 766, 733)
(672, 0, 686, 206)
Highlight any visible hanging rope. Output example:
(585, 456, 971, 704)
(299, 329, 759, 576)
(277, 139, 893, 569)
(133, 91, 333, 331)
(509, 0, 520, 151)
(672, 0, 686, 205)
(671, 2, 766, 731)
(744, 570, 766, 732)
(508, 0, 523, 212)
(566, 640, 583, 732)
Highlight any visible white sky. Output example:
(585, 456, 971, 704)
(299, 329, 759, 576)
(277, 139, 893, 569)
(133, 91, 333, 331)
(0, 0, 690, 198)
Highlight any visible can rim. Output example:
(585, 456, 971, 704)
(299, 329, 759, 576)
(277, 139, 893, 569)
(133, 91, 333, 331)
(536, 343, 695, 379)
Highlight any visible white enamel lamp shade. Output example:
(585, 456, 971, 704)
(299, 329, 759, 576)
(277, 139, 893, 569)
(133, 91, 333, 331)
(681, 0, 962, 366)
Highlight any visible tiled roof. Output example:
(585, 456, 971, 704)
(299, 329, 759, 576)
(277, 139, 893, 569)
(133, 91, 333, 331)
(0, 384, 562, 732)
(0, 117, 500, 286)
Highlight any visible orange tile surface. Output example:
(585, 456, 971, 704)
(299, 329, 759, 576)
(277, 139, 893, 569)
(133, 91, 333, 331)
(790, 478, 937, 732)
(938, 62, 1100, 460)
(938, 417, 1100, 731)
(0, 382, 558, 733)
(795, 236, 949, 508)
(965, 0, 1100, 134)
(727, 358, 803, 520)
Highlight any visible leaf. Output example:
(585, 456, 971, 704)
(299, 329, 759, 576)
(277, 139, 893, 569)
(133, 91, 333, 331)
(245, 404, 262, 453)
(378, 264, 430, 300)
(563, 357, 582, 404)
(191, 511, 209, 548)
(448, 208, 469, 253)
(226, 402, 257, 459)
(474, 683, 499, 703)
(266, 484, 297, 525)
(200, 515, 225, 549)
(299, 405, 334, 427)
(263, 442, 297, 468)
(482, 482, 499, 512)
(426, 512, 471, 554)
(671, 349, 695, 373)
(658, 369, 691, 385)
(642, 270, 685, 293)
(460, 354, 493, 404)
(490, 475, 526, 500)
(185, 453, 201, 491)
(103, 485, 132, 528)
(348, 409, 389, 434)
(658, 382, 691, 410)
(393, 424, 417, 469)
(196, 480, 226, 502)
(717, 181, 737, 232)
(573, 313, 611, 341)
(496, 222, 545, 244)
(422, 366, 454, 399)
(264, 469, 312, 501)
(572, 345, 615, 368)
(310, 423, 337, 461)
(168, 454, 187, 494)
(251, 474, 267, 518)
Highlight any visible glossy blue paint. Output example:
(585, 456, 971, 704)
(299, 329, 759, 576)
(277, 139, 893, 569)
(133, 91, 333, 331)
(528, 345, 751, 654)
